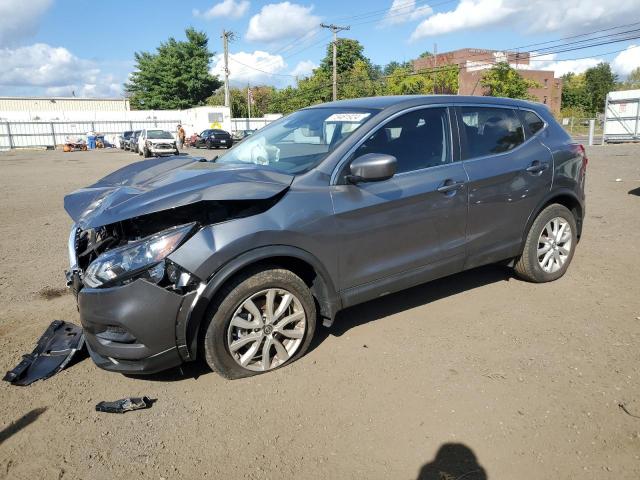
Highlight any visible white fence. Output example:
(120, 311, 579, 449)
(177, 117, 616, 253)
(0, 119, 181, 150)
(0, 113, 279, 150)
(230, 117, 277, 131)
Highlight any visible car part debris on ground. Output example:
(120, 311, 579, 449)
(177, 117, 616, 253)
(95, 397, 153, 414)
(3, 320, 85, 386)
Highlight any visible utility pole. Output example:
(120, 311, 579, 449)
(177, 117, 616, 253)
(221, 30, 235, 108)
(433, 42, 438, 94)
(320, 23, 350, 101)
(247, 83, 252, 128)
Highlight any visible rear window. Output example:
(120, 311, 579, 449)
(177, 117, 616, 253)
(522, 110, 545, 135)
(460, 107, 525, 159)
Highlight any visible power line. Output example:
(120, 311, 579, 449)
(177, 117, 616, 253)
(229, 57, 298, 77)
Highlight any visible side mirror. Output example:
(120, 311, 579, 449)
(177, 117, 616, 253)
(347, 153, 397, 184)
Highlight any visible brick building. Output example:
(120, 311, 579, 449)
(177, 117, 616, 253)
(413, 48, 562, 115)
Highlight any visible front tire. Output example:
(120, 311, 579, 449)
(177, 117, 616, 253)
(202, 268, 317, 379)
(514, 204, 577, 283)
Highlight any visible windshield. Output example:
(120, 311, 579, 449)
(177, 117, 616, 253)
(217, 107, 376, 174)
(147, 130, 173, 139)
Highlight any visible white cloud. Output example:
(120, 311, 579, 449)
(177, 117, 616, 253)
(410, 0, 640, 41)
(411, 0, 514, 41)
(212, 50, 287, 85)
(525, 53, 602, 76)
(291, 60, 317, 78)
(612, 45, 640, 77)
(193, 0, 250, 20)
(246, 2, 320, 43)
(0, 43, 123, 97)
(381, 0, 433, 26)
(0, 0, 52, 46)
(519, 46, 640, 78)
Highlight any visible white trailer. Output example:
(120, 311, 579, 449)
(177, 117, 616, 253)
(603, 89, 640, 143)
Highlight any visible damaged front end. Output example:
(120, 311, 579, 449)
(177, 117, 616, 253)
(63, 158, 293, 373)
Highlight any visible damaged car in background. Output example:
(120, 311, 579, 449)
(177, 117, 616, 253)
(64, 95, 586, 379)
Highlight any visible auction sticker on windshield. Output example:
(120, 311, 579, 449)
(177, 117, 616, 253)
(325, 113, 371, 122)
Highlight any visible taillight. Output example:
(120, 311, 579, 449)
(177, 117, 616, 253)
(578, 144, 588, 169)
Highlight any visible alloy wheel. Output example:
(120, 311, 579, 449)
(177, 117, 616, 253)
(537, 217, 572, 273)
(226, 288, 306, 372)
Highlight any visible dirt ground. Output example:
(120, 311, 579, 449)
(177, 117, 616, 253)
(0, 145, 639, 480)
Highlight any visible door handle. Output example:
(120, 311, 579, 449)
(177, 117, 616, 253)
(526, 161, 548, 174)
(437, 179, 465, 193)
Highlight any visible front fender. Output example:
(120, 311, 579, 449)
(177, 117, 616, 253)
(175, 245, 341, 362)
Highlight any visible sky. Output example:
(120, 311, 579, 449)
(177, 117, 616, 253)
(1, 0, 640, 97)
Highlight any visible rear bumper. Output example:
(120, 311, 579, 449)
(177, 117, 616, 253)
(78, 279, 186, 374)
(208, 138, 233, 148)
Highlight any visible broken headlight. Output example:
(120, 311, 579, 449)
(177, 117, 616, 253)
(83, 223, 195, 288)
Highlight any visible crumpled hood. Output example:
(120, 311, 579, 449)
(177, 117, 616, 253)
(64, 156, 293, 228)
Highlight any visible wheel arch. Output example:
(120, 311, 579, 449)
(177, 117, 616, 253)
(521, 189, 584, 252)
(179, 245, 341, 361)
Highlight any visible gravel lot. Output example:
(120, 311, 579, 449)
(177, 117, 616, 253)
(0, 145, 639, 480)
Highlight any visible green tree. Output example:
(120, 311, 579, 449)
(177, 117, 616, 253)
(584, 62, 617, 114)
(385, 66, 430, 94)
(619, 67, 640, 90)
(271, 70, 333, 114)
(382, 60, 412, 76)
(341, 59, 380, 99)
(560, 72, 590, 116)
(126, 28, 222, 110)
(318, 38, 373, 76)
(480, 62, 540, 100)
(384, 65, 458, 95)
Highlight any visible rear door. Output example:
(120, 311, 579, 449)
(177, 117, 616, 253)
(456, 105, 553, 268)
(330, 106, 468, 305)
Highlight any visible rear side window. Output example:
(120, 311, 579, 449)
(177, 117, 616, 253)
(460, 107, 525, 159)
(522, 110, 545, 135)
(351, 107, 451, 174)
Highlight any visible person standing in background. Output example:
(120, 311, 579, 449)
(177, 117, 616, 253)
(177, 124, 186, 149)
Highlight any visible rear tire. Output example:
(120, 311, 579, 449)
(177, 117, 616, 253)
(514, 204, 577, 283)
(202, 267, 316, 380)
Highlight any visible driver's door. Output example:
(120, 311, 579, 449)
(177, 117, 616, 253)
(330, 107, 468, 306)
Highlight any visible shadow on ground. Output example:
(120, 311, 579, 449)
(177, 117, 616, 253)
(629, 187, 640, 197)
(312, 264, 513, 350)
(0, 407, 47, 445)
(140, 264, 512, 382)
(417, 443, 487, 480)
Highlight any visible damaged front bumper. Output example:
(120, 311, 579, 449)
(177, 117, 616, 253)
(78, 279, 187, 374)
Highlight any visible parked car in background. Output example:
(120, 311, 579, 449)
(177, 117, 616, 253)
(192, 129, 233, 149)
(137, 129, 179, 157)
(232, 129, 256, 141)
(129, 130, 141, 153)
(64, 95, 586, 379)
(120, 130, 133, 150)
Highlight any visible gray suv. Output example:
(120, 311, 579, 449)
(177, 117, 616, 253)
(64, 96, 586, 379)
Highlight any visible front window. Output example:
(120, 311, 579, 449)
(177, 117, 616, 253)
(350, 107, 451, 174)
(147, 130, 174, 140)
(216, 107, 376, 174)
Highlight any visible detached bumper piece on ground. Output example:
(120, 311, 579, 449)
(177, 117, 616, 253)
(95, 396, 153, 414)
(3, 320, 85, 386)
